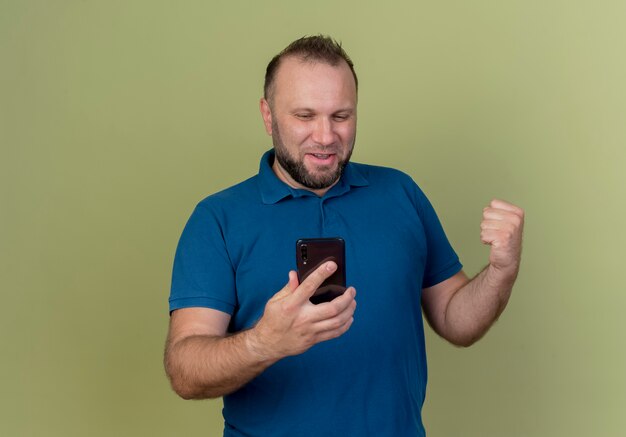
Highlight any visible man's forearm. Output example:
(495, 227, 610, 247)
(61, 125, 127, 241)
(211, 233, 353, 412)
(165, 329, 278, 399)
(444, 264, 518, 346)
(165, 265, 357, 400)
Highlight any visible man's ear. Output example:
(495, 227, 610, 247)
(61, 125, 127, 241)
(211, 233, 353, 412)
(259, 98, 273, 135)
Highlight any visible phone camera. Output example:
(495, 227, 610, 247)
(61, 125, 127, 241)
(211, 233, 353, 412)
(301, 244, 308, 264)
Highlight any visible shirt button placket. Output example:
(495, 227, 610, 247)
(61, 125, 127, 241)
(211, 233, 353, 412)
(321, 198, 339, 236)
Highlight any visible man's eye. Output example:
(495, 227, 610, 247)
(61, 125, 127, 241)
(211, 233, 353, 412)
(296, 114, 313, 120)
(333, 115, 349, 121)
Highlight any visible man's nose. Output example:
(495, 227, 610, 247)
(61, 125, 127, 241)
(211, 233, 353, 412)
(311, 118, 336, 146)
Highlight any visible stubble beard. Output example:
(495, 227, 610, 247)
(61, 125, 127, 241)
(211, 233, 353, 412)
(272, 119, 354, 190)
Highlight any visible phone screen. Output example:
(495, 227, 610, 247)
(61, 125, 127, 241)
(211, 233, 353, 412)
(296, 237, 346, 304)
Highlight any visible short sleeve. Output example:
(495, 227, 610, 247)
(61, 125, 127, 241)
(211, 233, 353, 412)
(169, 203, 236, 314)
(412, 184, 463, 288)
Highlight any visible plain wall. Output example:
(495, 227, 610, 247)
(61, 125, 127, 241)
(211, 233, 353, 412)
(2, 1, 625, 436)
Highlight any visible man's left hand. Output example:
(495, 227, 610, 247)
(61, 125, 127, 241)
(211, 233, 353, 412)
(480, 199, 525, 274)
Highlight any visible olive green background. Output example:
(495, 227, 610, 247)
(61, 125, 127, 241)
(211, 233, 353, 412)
(2, 1, 624, 436)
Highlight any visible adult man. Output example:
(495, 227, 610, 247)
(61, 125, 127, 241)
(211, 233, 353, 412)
(165, 35, 524, 436)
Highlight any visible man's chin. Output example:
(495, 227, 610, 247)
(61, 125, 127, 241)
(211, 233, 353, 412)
(274, 148, 346, 190)
(302, 167, 343, 190)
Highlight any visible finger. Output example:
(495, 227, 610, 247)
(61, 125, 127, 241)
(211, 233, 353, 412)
(480, 219, 508, 231)
(314, 316, 354, 343)
(483, 219, 521, 237)
(287, 270, 299, 292)
(481, 229, 519, 247)
(483, 209, 524, 230)
(292, 261, 338, 303)
(489, 199, 524, 217)
(314, 311, 355, 336)
(483, 208, 516, 221)
(480, 229, 498, 245)
(308, 287, 356, 323)
(313, 297, 356, 331)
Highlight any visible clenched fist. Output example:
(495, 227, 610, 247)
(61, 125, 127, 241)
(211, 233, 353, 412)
(480, 199, 525, 273)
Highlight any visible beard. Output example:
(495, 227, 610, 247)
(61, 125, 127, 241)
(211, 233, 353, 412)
(272, 119, 354, 190)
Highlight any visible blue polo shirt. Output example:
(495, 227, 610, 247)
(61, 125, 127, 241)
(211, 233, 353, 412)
(170, 150, 462, 437)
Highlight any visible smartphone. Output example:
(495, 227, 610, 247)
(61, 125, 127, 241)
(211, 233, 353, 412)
(296, 237, 346, 304)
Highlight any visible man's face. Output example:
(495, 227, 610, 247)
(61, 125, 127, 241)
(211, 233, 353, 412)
(260, 56, 357, 193)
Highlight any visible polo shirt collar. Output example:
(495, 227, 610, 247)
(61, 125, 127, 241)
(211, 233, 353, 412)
(258, 150, 369, 204)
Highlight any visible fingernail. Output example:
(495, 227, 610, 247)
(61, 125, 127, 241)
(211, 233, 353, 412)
(326, 261, 337, 271)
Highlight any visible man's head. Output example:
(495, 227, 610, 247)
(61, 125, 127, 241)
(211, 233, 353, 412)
(260, 35, 358, 195)
(263, 35, 358, 105)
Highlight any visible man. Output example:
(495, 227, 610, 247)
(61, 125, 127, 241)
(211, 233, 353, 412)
(165, 35, 524, 436)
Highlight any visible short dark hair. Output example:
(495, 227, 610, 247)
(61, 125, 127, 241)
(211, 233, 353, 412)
(264, 35, 358, 102)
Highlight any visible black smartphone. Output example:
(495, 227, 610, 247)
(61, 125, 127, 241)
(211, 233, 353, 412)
(296, 237, 346, 304)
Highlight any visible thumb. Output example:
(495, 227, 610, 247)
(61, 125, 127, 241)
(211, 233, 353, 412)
(287, 270, 300, 292)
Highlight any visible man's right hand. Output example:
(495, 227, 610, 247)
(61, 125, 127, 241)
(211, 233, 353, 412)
(247, 261, 357, 361)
